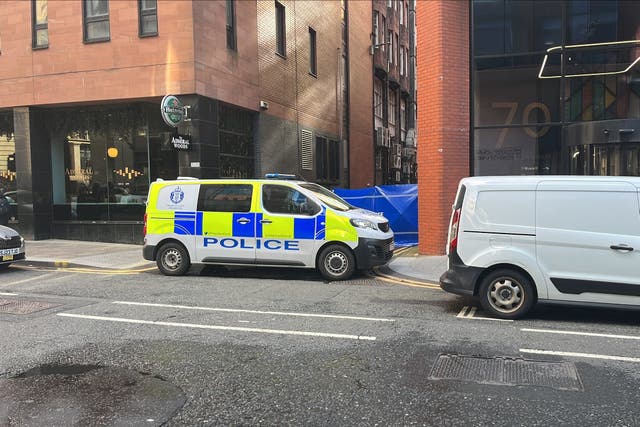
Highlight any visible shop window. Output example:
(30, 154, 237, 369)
(226, 0, 236, 50)
(0, 115, 17, 222)
(32, 0, 48, 49)
(219, 103, 254, 179)
(50, 104, 173, 222)
(198, 184, 252, 212)
(275, 1, 286, 56)
(83, 0, 110, 43)
(138, 0, 158, 37)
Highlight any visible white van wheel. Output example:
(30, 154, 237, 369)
(318, 244, 355, 281)
(478, 269, 535, 319)
(157, 243, 190, 276)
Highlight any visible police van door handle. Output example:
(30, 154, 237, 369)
(610, 244, 634, 252)
(236, 218, 251, 225)
(260, 219, 272, 224)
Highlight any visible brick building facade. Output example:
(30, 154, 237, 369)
(0, 0, 415, 243)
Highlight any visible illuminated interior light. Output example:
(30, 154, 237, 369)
(538, 39, 640, 79)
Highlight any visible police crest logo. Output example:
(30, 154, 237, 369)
(169, 187, 185, 204)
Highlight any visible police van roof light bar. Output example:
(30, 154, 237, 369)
(265, 173, 298, 180)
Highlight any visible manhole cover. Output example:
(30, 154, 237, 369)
(0, 298, 61, 315)
(429, 353, 583, 391)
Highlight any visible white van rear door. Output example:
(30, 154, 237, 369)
(536, 181, 640, 306)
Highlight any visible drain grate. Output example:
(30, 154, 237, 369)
(429, 353, 583, 391)
(0, 298, 62, 315)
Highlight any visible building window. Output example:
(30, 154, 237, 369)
(315, 137, 340, 182)
(138, 0, 157, 37)
(381, 15, 386, 52)
(400, 98, 407, 142)
(32, 0, 48, 49)
(275, 1, 286, 56)
(395, 33, 399, 68)
(373, 11, 379, 46)
(374, 79, 384, 120)
(387, 30, 392, 63)
(83, 0, 110, 43)
(389, 90, 397, 128)
(400, 46, 404, 76)
(226, 0, 236, 50)
(399, 0, 404, 25)
(309, 27, 317, 76)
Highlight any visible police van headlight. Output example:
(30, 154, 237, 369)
(350, 218, 377, 230)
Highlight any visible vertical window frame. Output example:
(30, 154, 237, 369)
(226, 0, 236, 50)
(275, 1, 286, 57)
(83, 0, 111, 43)
(32, 0, 49, 49)
(138, 0, 158, 38)
(309, 27, 317, 76)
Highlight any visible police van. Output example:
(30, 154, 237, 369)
(143, 175, 394, 280)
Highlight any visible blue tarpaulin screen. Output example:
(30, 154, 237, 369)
(334, 184, 418, 246)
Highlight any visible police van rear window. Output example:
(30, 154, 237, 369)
(197, 184, 253, 212)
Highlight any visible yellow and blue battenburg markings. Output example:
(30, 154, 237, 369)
(171, 209, 329, 241)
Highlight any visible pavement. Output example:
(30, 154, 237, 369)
(18, 240, 446, 284)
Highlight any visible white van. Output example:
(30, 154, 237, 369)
(440, 176, 640, 319)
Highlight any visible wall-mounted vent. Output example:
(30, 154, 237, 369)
(301, 129, 313, 170)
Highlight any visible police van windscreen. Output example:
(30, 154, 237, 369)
(299, 183, 353, 212)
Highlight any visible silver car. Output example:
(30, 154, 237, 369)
(0, 225, 25, 270)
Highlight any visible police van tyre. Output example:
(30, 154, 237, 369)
(478, 268, 535, 320)
(0, 263, 9, 270)
(317, 244, 355, 281)
(156, 242, 190, 276)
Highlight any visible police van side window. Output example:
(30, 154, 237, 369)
(262, 184, 320, 215)
(197, 184, 253, 212)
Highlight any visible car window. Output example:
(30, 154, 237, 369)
(262, 184, 320, 216)
(197, 184, 253, 212)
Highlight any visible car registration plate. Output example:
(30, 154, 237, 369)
(0, 248, 20, 257)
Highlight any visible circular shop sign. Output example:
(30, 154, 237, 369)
(160, 95, 184, 127)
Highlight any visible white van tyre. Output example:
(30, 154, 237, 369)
(478, 269, 535, 320)
(156, 242, 190, 276)
(317, 244, 356, 281)
(0, 263, 9, 270)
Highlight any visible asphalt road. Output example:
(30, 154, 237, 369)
(0, 264, 639, 426)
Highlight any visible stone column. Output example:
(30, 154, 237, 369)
(13, 107, 53, 240)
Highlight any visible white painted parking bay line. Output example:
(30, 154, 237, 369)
(455, 305, 513, 322)
(0, 291, 18, 296)
(57, 313, 377, 341)
(113, 301, 395, 322)
(520, 349, 640, 363)
(522, 328, 640, 341)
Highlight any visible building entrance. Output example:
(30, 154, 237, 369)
(570, 143, 640, 176)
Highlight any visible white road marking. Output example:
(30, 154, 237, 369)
(522, 328, 640, 341)
(113, 301, 395, 322)
(2, 272, 58, 287)
(520, 349, 640, 363)
(0, 292, 18, 296)
(456, 306, 470, 318)
(455, 305, 513, 322)
(57, 313, 377, 341)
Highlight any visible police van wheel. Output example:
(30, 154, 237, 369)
(318, 245, 355, 281)
(157, 243, 190, 276)
(478, 269, 535, 320)
(0, 263, 9, 271)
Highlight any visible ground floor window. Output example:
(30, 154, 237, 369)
(0, 112, 17, 222)
(49, 103, 174, 221)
